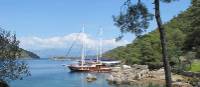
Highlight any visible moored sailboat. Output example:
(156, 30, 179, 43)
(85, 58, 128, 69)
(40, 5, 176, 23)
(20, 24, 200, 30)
(68, 25, 111, 72)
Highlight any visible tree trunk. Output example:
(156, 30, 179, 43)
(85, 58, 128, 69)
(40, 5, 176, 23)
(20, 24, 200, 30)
(0, 80, 9, 87)
(154, 0, 172, 87)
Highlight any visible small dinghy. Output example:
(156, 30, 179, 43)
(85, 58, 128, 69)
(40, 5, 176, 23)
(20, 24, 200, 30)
(61, 64, 68, 66)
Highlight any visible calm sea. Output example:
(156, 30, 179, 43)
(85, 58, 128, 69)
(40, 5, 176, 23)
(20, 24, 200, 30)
(9, 59, 127, 87)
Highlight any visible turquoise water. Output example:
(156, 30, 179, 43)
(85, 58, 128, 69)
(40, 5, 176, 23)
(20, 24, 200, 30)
(9, 59, 118, 87)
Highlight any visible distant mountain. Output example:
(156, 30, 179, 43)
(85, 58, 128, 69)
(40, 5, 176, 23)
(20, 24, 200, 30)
(31, 48, 98, 58)
(19, 48, 40, 59)
(31, 48, 71, 58)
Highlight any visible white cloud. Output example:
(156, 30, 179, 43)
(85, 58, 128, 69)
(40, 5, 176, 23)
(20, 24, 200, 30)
(19, 33, 130, 51)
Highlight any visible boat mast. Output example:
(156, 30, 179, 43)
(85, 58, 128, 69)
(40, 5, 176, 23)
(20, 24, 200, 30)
(99, 27, 103, 62)
(96, 45, 99, 62)
(81, 25, 85, 66)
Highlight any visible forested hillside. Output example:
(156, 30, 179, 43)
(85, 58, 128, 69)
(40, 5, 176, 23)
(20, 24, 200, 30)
(104, 1, 199, 69)
(19, 48, 40, 59)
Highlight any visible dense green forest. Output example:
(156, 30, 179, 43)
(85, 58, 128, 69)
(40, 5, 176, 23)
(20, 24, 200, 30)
(104, 1, 200, 70)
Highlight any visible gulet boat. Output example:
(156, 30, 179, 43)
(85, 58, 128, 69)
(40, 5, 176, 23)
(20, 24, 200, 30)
(68, 25, 111, 72)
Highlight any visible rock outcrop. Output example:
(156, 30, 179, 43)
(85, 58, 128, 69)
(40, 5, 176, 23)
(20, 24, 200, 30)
(107, 64, 192, 87)
(172, 82, 193, 87)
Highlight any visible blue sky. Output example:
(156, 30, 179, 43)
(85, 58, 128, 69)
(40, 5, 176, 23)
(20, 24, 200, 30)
(0, 0, 191, 53)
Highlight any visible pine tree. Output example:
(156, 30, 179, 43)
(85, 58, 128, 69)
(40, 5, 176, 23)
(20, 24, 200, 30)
(0, 28, 30, 86)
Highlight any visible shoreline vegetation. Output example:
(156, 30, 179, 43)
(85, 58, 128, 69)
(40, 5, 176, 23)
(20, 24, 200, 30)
(189, 60, 200, 72)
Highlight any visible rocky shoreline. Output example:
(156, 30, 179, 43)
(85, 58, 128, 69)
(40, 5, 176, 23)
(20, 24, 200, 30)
(107, 64, 192, 87)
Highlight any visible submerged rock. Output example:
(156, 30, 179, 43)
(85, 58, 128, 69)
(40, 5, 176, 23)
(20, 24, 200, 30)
(86, 74, 97, 82)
